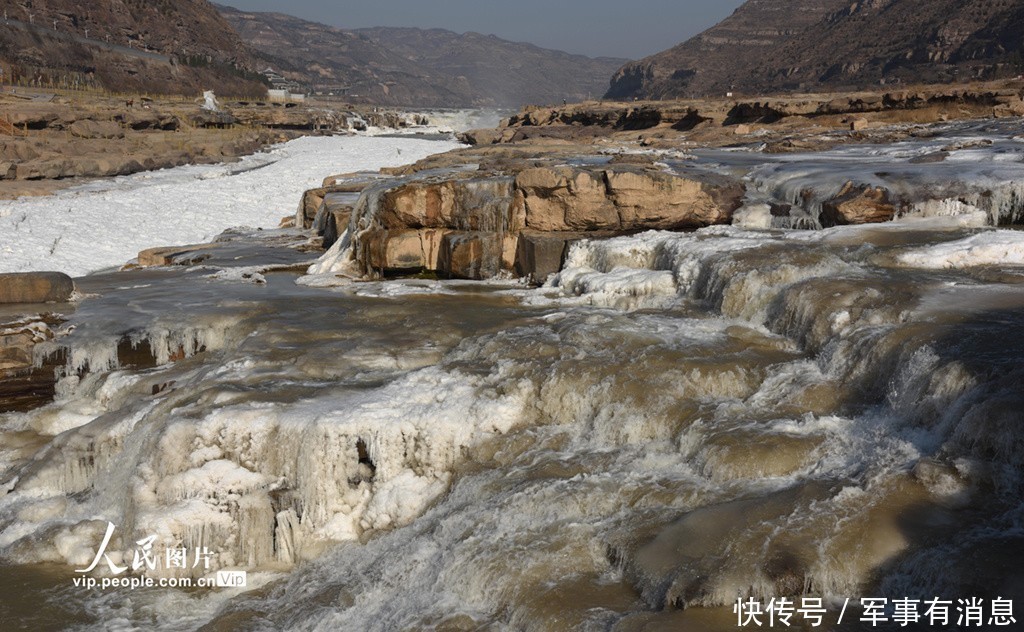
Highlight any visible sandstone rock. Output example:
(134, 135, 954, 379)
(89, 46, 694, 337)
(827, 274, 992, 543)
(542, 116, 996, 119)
(190, 111, 238, 128)
(457, 128, 502, 145)
(117, 111, 180, 131)
(16, 159, 69, 180)
(379, 177, 519, 232)
(437, 232, 506, 280)
(850, 118, 869, 131)
(359, 229, 446, 274)
(514, 230, 621, 283)
(0, 315, 63, 413)
(515, 167, 617, 231)
(993, 99, 1024, 118)
(734, 124, 752, 135)
(69, 120, 125, 140)
(820, 182, 897, 227)
(606, 169, 734, 229)
(0, 272, 75, 304)
(909, 151, 948, 164)
(380, 180, 458, 229)
(138, 244, 222, 267)
(513, 166, 738, 233)
(300, 187, 330, 229)
(325, 208, 352, 248)
(606, 153, 656, 166)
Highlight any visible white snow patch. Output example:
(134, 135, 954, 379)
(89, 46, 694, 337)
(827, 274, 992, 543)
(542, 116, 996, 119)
(0, 136, 459, 276)
(898, 230, 1024, 269)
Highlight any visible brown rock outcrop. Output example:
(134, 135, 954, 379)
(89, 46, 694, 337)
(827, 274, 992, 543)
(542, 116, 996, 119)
(68, 120, 125, 140)
(359, 229, 445, 274)
(820, 183, 898, 227)
(339, 164, 742, 281)
(515, 166, 740, 232)
(0, 272, 75, 304)
(0, 315, 64, 413)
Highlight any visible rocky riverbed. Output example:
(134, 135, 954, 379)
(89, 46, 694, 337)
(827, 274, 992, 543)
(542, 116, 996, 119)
(1, 82, 1024, 630)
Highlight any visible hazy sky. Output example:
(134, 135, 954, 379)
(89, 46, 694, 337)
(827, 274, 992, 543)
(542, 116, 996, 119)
(221, 1, 746, 60)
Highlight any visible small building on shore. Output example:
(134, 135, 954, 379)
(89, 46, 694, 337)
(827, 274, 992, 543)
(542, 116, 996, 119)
(268, 89, 306, 103)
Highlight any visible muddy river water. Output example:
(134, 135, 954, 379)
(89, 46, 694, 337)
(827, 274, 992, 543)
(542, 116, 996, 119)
(2, 125, 1024, 631)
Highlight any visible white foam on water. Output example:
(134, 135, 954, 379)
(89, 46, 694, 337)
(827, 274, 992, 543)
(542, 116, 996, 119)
(4, 126, 1024, 630)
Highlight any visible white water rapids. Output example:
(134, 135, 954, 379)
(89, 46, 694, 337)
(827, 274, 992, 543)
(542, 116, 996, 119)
(1, 128, 1024, 630)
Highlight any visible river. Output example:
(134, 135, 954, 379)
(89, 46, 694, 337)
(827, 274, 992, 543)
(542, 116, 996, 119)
(1, 129, 1023, 631)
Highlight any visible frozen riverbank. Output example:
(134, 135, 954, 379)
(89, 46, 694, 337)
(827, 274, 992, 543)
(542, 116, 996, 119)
(0, 135, 461, 277)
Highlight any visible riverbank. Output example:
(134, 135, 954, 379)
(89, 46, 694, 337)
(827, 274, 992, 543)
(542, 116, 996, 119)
(0, 89, 440, 200)
(289, 80, 1024, 285)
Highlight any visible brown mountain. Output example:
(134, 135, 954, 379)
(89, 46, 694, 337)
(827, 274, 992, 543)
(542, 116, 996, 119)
(218, 5, 626, 108)
(607, 0, 1024, 100)
(0, 0, 265, 96)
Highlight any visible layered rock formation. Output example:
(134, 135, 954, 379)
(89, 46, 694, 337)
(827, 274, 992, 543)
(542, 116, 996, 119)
(608, 0, 1024, 100)
(0, 314, 65, 413)
(470, 83, 1024, 148)
(218, 5, 626, 107)
(302, 163, 744, 281)
(290, 79, 1024, 284)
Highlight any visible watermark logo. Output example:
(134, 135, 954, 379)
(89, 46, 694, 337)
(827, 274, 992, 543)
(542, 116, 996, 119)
(734, 597, 1016, 628)
(71, 521, 245, 591)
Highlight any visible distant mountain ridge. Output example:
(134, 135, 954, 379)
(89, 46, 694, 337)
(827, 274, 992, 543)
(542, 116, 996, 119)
(608, 0, 1024, 100)
(218, 5, 627, 108)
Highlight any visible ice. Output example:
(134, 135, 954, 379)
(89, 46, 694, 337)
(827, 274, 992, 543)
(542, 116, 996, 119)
(4, 127, 1024, 629)
(729, 121, 1024, 228)
(898, 230, 1024, 269)
(0, 136, 460, 276)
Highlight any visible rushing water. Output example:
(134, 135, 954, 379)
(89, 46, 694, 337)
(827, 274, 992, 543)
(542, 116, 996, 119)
(2, 128, 1024, 631)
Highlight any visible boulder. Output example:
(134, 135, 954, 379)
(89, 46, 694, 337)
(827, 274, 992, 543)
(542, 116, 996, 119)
(820, 182, 897, 227)
(0, 272, 75, 304)
(69, 120, 125, 140)
(457, 128, 502, 145)
(849, 118, 869, 131)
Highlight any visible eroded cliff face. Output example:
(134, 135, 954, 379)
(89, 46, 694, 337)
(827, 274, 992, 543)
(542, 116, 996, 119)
(606, 0, 850, 100)
(608, 0, 1024, 100)
(0, 0, 264, 95)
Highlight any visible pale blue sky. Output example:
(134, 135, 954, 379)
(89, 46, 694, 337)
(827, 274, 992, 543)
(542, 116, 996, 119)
(220, 1, 746, 60)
